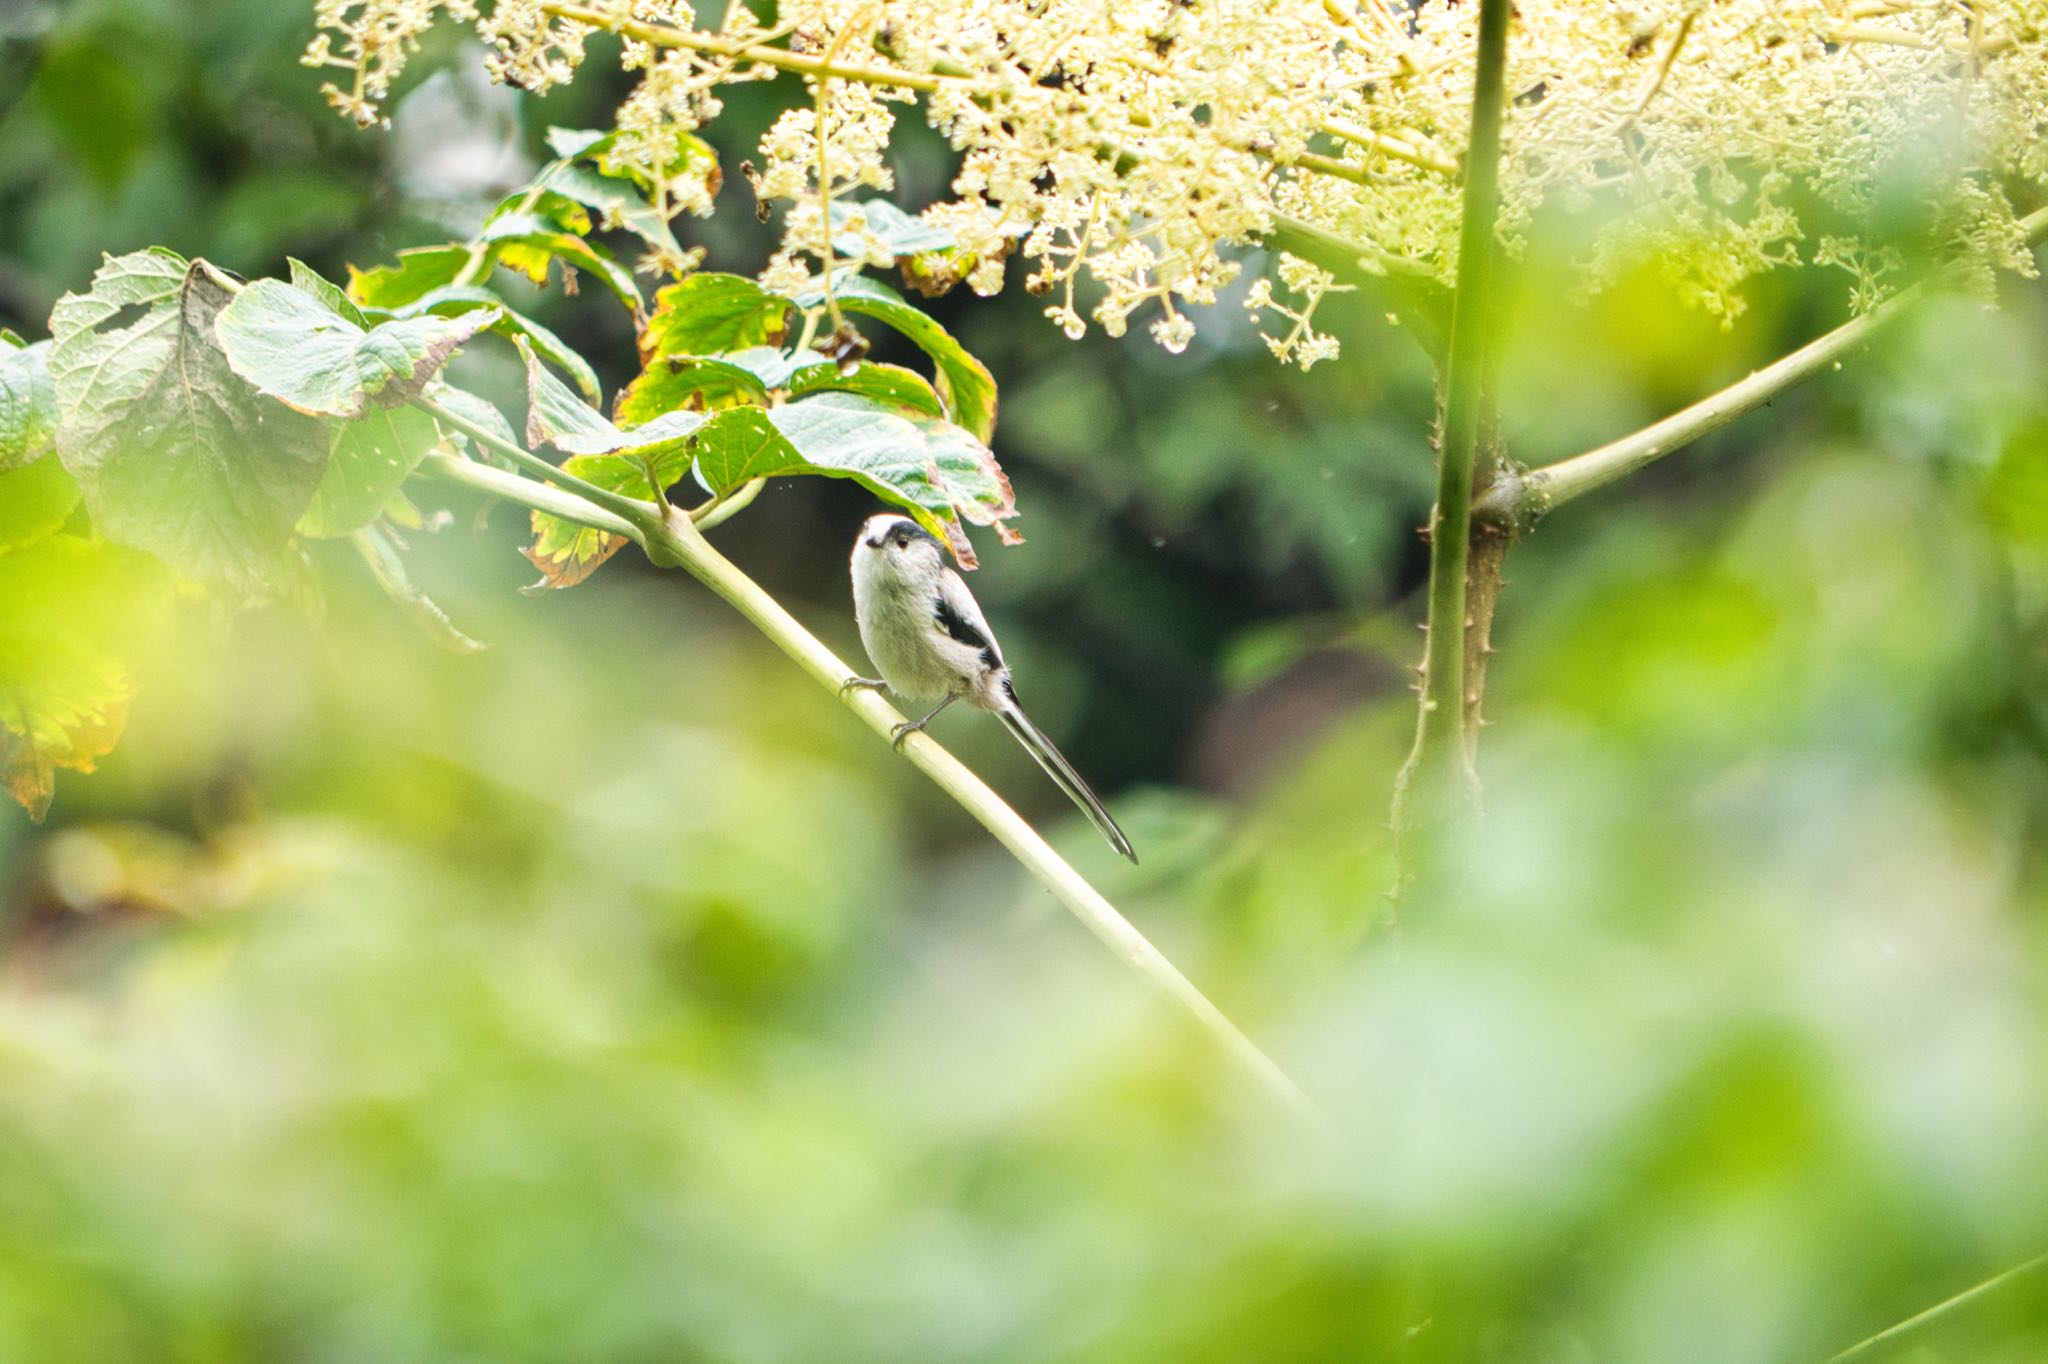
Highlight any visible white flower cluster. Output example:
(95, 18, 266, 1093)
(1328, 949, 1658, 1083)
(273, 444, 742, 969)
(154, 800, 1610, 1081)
(308, 0, 2048, 354)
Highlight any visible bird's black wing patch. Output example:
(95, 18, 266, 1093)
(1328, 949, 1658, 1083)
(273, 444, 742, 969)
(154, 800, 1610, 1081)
(935, 595, 1001, 670)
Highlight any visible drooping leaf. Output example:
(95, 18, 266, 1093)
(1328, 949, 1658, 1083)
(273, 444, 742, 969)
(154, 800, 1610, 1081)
(517, 341, 705, 588)
(0, 336, 57, 472)
(49, 252, 330, 589)
(796, 273, 997, 441)
(690, 391, 1018, 563)
(639, 273, 790, 362)
(0, 455, 80, 553)
(616, 354, 774, 423)
(347, 245, 472, 310)
(426, 382, 520, 452)
(519, 339, 703, 466)
(215, 278, 498, 420)
(0, 533, 165, 820)
(615, 344, 945, 427)
(785, 360, 945, 418)
(353, 522, 484, 652)
(288, 257, 369, 327)
(548, 162, 686, 263)
(379, 283, 602, 403)
(479, 211, 644, 318)
(299, 405, 446, 538)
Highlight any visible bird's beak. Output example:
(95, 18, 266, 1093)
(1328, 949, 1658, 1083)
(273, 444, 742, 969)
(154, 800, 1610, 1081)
(863, 536, 883, 548)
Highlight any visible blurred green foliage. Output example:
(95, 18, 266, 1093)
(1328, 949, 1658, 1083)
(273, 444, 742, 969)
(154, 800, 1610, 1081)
(3, 3, 2048, 1361)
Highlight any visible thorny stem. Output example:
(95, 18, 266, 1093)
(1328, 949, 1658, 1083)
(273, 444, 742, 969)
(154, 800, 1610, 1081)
(1388, 0, 1511, 895)
(417, 439, 1326, 1130)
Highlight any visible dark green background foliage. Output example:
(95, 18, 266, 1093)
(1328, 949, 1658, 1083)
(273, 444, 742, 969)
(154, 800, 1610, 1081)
(2, 1, 2047, 1360)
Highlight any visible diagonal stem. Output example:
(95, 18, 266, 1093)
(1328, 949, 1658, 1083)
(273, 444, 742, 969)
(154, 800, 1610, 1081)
(1478, 204, 2048, 524)
(1822, 1251, 2048, 1363)
(418, 444, 1327, 1130)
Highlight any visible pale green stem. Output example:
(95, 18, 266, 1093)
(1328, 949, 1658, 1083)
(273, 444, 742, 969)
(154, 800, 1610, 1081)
(421, 397, 666, 533)
(1822, 1251, 2048, 1363)
(417, 447, 1327, 1128)
(1477, 204, 2048, 524)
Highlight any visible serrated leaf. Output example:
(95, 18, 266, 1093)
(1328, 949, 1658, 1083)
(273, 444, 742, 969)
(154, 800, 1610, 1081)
(0, 533, 165, 820)
(215, 278, 498, 420)
(299, 405, 444, 538)
(691, 392, 1017, 562)
(639, 273, 790, 361)
(0, 336, 57, 472)
(49, 253, 330, 590)
(796, 273, 997, 441)
(426, 382, 519, 450)
(347, 245, 472, 310)
(380, 284, 602, 403)
(0, 455, 80, 553)
(288, 257, 369, 327)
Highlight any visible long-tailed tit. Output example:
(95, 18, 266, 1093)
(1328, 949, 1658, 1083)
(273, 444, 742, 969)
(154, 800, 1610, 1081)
(847, 512, 1136, 862)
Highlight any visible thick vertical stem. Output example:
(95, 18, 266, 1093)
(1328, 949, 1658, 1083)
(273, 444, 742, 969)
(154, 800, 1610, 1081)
(1390, 0, 1512, 898)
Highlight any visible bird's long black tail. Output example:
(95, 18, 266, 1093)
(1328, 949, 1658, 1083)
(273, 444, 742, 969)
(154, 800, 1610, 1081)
(996, 691, 1137, 863)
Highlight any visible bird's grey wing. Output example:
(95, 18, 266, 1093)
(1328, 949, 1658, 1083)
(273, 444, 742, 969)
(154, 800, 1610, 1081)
(933, 568, 1002, 671)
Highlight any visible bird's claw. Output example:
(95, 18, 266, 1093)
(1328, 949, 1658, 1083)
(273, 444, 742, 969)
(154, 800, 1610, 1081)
(840, 675, 886, 698)
(889, 720, 922, 751)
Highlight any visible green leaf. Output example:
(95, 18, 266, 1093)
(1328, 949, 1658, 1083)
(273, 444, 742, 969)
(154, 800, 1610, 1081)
(381, 284, 602, 404)
(518, 342, 705, 588)
(547, 163, 685, 263)
(615, 344, 944, 427)
(299, 405, 445, 538)
(288, 257, 369, 327)
(353, 523, 484, 652)
(49, 252, 331, 589)
(616, 355, 774, 424)
(0, 336, 57, 472)
(639, 274, 790, 361)
(0, 533, 166, 820)
(347, 246, 471, 310)
(691, 392, 1018, 561)
(216, 278, 499, 420)
(797, 273, 997, 441)
(0, 455, 81, 553)
(487, 188, 591, 237)
(785, 360, 945, 418)
(479, 213, 643, 317)
(519, 339, 703, 465)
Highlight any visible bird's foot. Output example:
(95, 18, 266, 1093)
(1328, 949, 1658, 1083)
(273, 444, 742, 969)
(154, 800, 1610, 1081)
(888, 719, 926, 751)
(839, 675, 887, 698)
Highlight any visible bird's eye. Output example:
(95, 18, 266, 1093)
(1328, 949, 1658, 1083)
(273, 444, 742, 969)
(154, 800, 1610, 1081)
(894, 531, 910, 548)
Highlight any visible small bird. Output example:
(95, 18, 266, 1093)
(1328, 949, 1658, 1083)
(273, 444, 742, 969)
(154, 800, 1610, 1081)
(847, 512, 1136, 862)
